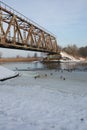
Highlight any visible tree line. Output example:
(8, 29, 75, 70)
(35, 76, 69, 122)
(0, 45, 87, 58)
(61, 45, 87, 58)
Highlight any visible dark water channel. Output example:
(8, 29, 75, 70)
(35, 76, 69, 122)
(1, 61, 87, 72)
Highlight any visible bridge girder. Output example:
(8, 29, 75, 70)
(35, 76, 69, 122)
(0, 1, 60, 54)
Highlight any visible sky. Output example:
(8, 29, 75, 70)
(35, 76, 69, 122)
(0, 0, 87, 57)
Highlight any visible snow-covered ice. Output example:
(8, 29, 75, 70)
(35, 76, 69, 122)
(0, 65, 87, 130)
(0, 66, 18, 81)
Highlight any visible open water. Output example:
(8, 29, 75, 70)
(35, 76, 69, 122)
(1, 61, 87, 71)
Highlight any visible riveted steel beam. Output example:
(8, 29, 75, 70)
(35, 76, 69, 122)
(0, 1, 60, 55)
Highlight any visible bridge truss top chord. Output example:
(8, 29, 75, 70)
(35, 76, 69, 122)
(0, 1, 60, 54)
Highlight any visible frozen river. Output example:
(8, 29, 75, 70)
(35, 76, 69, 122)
(0, 62, 87, 130)
(1, 61, 87, 96)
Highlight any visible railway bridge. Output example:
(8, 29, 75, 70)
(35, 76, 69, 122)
(0, 1, 60, 56)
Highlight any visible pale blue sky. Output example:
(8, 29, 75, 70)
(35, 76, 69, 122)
(0, 0, 87, 57)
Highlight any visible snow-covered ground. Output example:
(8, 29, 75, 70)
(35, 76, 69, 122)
(60, 51, 85, 62)
(0, 65, 87, 130)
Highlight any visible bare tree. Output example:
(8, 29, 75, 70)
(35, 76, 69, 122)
(63, 44, 79, 57)
(34, 53, 37, 58)
(0, 52, 2, 58)
(79, 46, 87, 57)
(27, 53, 30, 58)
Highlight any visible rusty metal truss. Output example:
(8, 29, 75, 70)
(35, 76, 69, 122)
(0, 1, 60, 54)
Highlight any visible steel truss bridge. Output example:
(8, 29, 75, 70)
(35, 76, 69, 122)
(0, 1, 60, 55)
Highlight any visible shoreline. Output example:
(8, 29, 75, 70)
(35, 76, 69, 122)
(0, 57, 41, 63)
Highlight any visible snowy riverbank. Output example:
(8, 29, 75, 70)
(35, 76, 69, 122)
(0, 65, 87, 130)
(60, 51, 86, 63)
